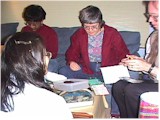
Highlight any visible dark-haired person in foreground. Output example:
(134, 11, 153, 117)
(21, 4, 58, 73)
(112, 1, 159, 118)
(1, 32, 73, 119)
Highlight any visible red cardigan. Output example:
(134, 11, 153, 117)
(66, 24, 130, 74)
(21, 24, 58, 59)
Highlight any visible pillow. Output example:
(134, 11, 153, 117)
(53, 27, 79, 55)
(120, 31, 140, 55)
(1, 22, 19, 45)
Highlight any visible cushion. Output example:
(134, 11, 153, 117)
(53, 27, 79, 55)
(1, 22, 19, 45)
(120, 31, 140, 55)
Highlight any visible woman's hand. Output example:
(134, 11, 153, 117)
(119, 55, 151, 72)
(69, 61, 81, 71)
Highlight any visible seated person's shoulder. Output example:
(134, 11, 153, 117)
(72, 27, 86, 36)
(103, 25, 121, 37)
(104, 24, 119, 33)
(42, 24, 57, 34)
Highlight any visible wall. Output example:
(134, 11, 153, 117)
(1, 0, 150, 47)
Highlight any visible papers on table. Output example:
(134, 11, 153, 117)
(91, 84, 109, 95)
(100, 65, 130, 84)
(44, 72, 67, 83)
(67, 100, 93, 108)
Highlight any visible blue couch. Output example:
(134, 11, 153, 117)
(1, 23, 141, 77)
(1, 22, 19, 45)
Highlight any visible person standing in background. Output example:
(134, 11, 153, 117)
(21, 4, 59, 73)
(112, 1, 159, 118)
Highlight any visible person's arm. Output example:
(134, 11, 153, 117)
(147, 64, 159, 78)
(111, 30, 130, 60)
(140, 61, 159, 80)
(121, 55, 159, 79)
(66, 30, 81, 64)
(46, 29, 58, 58)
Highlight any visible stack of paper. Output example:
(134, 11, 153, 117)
(100, 65, 130, 84)
(44, 72, 67, 83)
(91, 84, 109, 95)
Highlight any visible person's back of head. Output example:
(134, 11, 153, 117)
(22, 4, 46, 22)
(1, 32, 48, 112)
(79, 5, 105, 28)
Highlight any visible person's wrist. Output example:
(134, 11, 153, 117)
(148, 63, 155, 74)
(68, 61, 73, 65)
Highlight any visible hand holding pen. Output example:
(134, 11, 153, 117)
(119, 55, 151, 72)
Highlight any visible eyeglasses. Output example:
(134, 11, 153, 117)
(144, 13, 158, 21)
(83, 24, 100, 31)
(45, 52, 52, 59)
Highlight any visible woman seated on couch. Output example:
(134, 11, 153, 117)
(1, 32, 73, 119)
(59, 5, 135, 117)
(21, 4, 58, 73)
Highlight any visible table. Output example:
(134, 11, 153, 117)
(70, 94, 111, 118)
(50, 81, 111, 118)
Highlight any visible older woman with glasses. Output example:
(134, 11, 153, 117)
(59, 5, 129, 82)
(59, 5, 131, 117)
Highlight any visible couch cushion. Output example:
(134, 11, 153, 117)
(120, 31, 140, 55)
(53, 27, 79, 55)
(1, 22, 19, 45)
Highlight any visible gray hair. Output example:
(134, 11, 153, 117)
(79, 5, 105, 28)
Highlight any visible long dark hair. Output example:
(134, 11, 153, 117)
(146, 30, 158, 65)
(1, 32, 49, 112)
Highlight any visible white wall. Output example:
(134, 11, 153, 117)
(1, 0, 150, 47)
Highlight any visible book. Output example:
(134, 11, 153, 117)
(60, 90, 93, 108)
(100, 65, 130, 84)
(91, 84, 109, 95)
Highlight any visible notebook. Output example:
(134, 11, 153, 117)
(100, 65, 130, 84)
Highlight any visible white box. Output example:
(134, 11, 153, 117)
(54, 79, 89, 92)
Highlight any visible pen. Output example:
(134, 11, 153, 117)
(128, 56, 133, 60)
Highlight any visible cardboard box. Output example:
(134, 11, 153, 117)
(54, 79, 89, 92)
